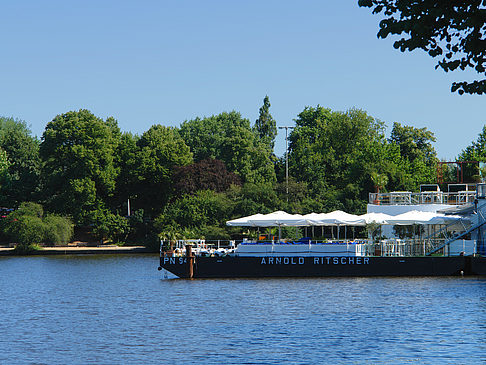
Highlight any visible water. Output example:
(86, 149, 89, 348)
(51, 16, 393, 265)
(0, 255, 485, 364)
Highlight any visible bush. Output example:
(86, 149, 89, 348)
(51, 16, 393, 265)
(44, 215, 74, 245)
(90, 208, 129, 244)
(1, 202, 73, 246)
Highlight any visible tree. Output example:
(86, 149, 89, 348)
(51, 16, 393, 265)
(172, 158, 241, 196)
(39, 110, 120, 224)
(179, 111, 276, 184)
(459, 125, 486, 161)
(254, 96, 277, 150)
(0, 149, 10, 194)
(228, 182, 279, 217)
(388, 122, 437, 187)
(458, 125, 486, 181)
(134, 125, 192, 216)
(359, 0, 486, 94)
(90, 207, 129, 244)
(1, 202, 73, 247)
(0, 117, 41, 205)
(113, 132, 140, 212)
(155, 189, 233, 237)
(289, 106, 388, 213)
(371, 172, 388, 193)
(389, 123, 436, 162)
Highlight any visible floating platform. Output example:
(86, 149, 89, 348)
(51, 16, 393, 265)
(159, 255, 471, 279)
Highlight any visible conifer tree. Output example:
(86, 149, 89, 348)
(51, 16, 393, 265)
(254, 96, 277, 151)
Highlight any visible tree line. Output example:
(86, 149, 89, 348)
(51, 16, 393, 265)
(1, 97, 485, 249)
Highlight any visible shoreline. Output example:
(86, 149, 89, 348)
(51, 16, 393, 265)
(0, 245, 154, 256)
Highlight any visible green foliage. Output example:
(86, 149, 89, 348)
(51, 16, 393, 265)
(229, 182, 279, 217)
(365, 222, 382, 242)
(0, 116, 41, 205)
(0, 104, 445, 244)
(1, 202, 73, 246)
(289, 107, 387, 213)
(13, 201, 44, 218)
(39, 110, 120, 224)
(459, 125, 486, 162)
(387, 122, 437, 190)
(156, 190, 233, 232)
(254, 95, 277, 151)
(195, 225, 231, 241)
(457, 125, 486, 183)
(370, 172, 388, 193)
(133, 125, 192, 216)
(127, 209, 152, 243)
(43, 215, 74, 245)
(13, 243, 42, 255)
(179, 111, 276, 184)
(0, 148, 10, 193)
(113, 132, 140, 210)
(359, 0, 486, 95)
(389, 122, 437, 164)
(90, 207, 129, 243)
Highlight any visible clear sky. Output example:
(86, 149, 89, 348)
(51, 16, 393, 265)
(1, 0, 484, 159)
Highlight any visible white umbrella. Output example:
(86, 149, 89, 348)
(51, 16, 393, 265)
(359, 212, 393, 224)
(247, 210, 307, 227)
(226, 213, 266, 227)
(384, 210, 444, 225)
(305, 210, 365, 240)
(302, 212, 331, 225)
(307, 210, 366, 226)
(247, 211, 307, 242)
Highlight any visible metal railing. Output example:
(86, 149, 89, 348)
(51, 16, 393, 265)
(425, 211, 485, 255)
(369, 191, 476, 205)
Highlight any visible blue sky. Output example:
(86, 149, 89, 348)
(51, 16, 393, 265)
(1, 0, 484, 159)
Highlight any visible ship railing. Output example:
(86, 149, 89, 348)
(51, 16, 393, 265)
(359, 239, 431, 257)
(426, 210, 486, 255)
(369, 191, 476, 205)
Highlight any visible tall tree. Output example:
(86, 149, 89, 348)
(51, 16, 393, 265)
(39, 110, 120, 223)
(179, 111, 277, 184)
(254, 96, 277, 150)
(289, 106, 387, 213)
(389, 122, 437, 165)
(0, 149, 9, 195)
(458, 125, 486, 181)
(459, 125, 486, 161)
(112, 132, 140, 212)
(0, 117, 41, 205)
(133, 125, 192, 216)
(172, 158, 241, 196)
(359, 0, 486, 94)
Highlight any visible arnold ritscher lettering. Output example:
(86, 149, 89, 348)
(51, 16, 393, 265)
(260, 257, 370, 265)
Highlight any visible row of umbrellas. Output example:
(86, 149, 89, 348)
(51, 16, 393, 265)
(226, 210, 463, 227)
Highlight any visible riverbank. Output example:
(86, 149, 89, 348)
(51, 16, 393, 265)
(0, 245, 153, 256)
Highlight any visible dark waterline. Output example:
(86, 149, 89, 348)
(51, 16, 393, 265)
(1, 255, 485, 364)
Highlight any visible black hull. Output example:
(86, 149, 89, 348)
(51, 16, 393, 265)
(160, 256, 468, 279)
(471, 257, 486, 275)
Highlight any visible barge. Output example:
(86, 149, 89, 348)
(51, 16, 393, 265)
(158, 241, 479, 278)
(159, 251, 469, 279)
(158, 183, 486, 279)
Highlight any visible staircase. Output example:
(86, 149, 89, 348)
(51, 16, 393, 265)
(425, 211, 486, 255)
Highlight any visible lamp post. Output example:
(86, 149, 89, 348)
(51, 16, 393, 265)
(278, 126, 294, 202)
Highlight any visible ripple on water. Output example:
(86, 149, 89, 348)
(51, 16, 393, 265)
(0, 256, 485, 364)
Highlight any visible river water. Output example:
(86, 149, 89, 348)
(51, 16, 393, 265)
(0, 254, 485, 364)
